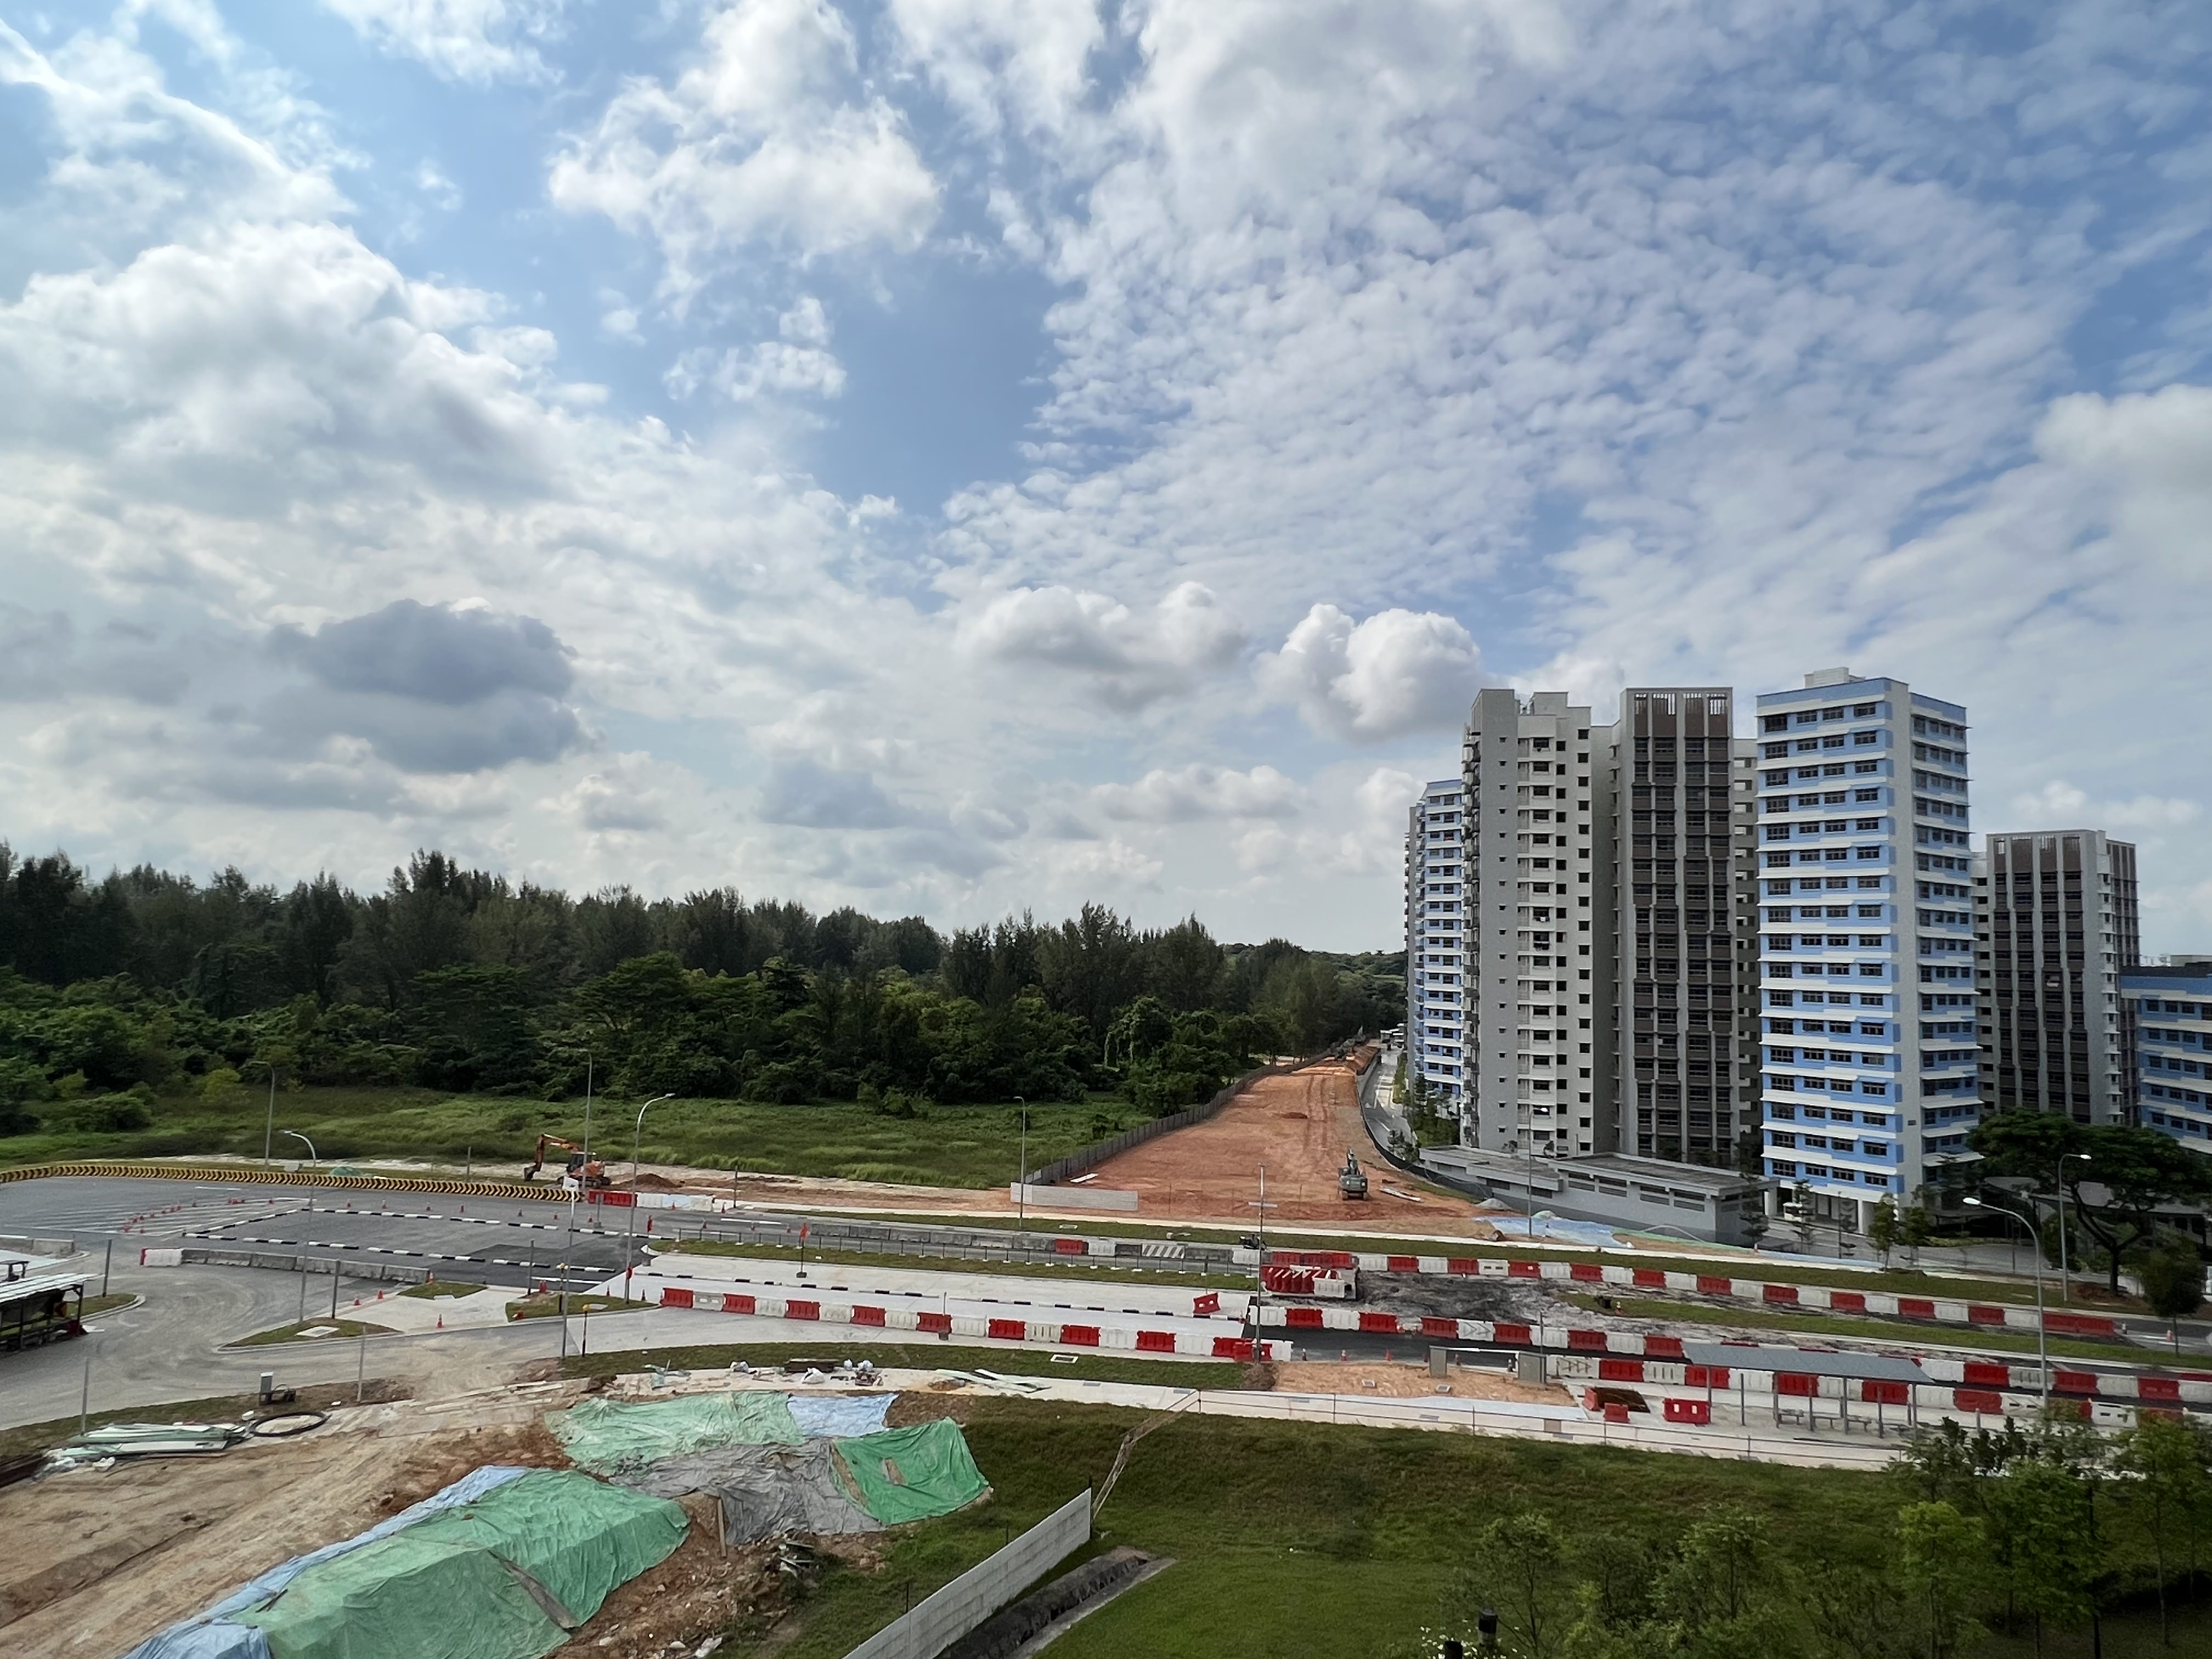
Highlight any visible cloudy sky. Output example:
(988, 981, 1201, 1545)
(2, 1, 2209, 952)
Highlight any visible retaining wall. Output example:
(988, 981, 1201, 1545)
(842, 1489, 1092, 1659)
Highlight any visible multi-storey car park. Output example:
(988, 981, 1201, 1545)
(1974, 831, 2141, 1126)
(2124, 957, 2212, 1157)
(1754, 670, 1983, 1232)
(1404, 778, 1470, 1116)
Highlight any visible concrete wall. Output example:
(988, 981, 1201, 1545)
(1008, 1183, 1139, 1212)
(843, 1490, 1092, 1659)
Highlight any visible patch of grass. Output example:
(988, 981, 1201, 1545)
(227, 1317, 393, 1346)
(507, 1292, 653, 1320)
(398, 1279, 486, 1299)
(665, 1239, 1248, 1291)
(553, 1340, 1243, 1389)
(0, 1086, 1120, 1190)
(1560, 1293, 2169, 1365)
(0, 1378, 412, 1461)
(77, 1293, 137, 1316)
(741, 1400, 2208, 1659)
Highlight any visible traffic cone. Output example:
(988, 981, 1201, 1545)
(436, 1316, 444, 1329)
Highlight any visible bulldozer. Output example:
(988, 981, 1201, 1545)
(1338, 1150, 1370, 1200)
(523, 1134, 611, 1189)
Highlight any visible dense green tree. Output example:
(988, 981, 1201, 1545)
(1969, 1111, 2212, 1293)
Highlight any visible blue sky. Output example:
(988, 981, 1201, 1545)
(1, 0, 2209, 951)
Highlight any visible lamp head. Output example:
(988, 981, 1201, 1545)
(1963, 1197, 1983, 1207)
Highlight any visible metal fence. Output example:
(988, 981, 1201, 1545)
(842, 1489, 1092, 1659)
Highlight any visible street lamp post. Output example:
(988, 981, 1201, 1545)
(624, 1094, 676, 1297)
(1966, 1196, 2050, 1403)
(281, 1130, 318, 1164)
(2054, 1152, 2090, 1305)
(1013, 1096, 1028, 1243)
(261, 1064, 279, 1165)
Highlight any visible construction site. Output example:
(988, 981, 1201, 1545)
(2, 1048, 2208, 1658)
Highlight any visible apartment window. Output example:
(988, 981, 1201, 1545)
(1854, 789, 1881, 802)
(1852, 703, 1878, 716)
(1853, 731, 1880, 746)
(1762, 715, 1789, 733)
(1854, 761, 1879, 774)
(1857, 876, 1883, 888)
(1762, 742, 1788, 758)
(1855, 847, 1882, 860)
(1855, 817, 1883, 830)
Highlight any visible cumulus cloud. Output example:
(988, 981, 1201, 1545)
(2010, 781, 2202, 831)
(759, 759, 913, 830)
(1257, 606, 1483, 742)
(958, 581, 1244, 708)
(318, 0, 564, 83)
(1093, 763, 1298, 823)
(255, 600, 588, 774)
(274, 599, 573, 703)
(886, 0, 1102, 138)
(548, 0, 939, 297)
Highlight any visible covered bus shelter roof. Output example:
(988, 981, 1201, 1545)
(0, 1273, 88, 1309)
(1681, 1342, 1926, 1383)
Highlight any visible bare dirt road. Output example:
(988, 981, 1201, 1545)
(1080, 1058, 1500, 1231)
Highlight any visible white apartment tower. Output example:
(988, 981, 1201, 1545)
(1404, 778, 1469, 1113)
(1462, 690, 1616, 1156)
(1754, 670, 1982, 1229)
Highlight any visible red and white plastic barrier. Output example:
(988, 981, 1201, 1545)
(654, 1282, 1270, 1360)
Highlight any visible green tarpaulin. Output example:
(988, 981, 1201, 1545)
(234, 1471, 686, 1659)
(831, 1420, 990, 1526)
(549, 1392, 803, 1474)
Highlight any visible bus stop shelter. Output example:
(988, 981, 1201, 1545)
(0, 1269, 89, 1353)
(1682, 1341, 1928, 1433)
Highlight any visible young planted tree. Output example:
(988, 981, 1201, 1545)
(1993, 1459, 2102, 1656)
(1466, 1510, 1568, 1659)
(2114, 1413, 2212, 1647)
(2138, 1228, 2207, 1356)
(1894, 1502, 1988, 1659)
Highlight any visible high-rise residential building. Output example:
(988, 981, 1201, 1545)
(1462, 690, 1616, 1156)
(1404, 778, 1470, 1114)
(1973, 831, 2141, 1126)
(1608, 687, 1760, 1165)
(2123, 957, 2212, 1158)
(1752, 670, 1982, 1231)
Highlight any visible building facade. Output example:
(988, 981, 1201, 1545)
(1974, 831, 2141, 1126)
(1462, 690, 1616, 1156)
(1608, 687, 1760, 1165)
(2122, 959, 2212, 1158)
(1753, 670, 1982, 1229)
(1404, 777, 1469, 1114)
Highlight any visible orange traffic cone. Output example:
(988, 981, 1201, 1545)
(436, 1316, 444, 1329)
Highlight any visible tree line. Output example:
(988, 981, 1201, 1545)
(1414, 1413, 2209, 1658)
(0, 844, 1401, 1136)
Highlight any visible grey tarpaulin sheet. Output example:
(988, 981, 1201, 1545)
(788, 1393, 893, 1439)
(617, 1442, 884, 1546)
(122, 1465, 534, 1659)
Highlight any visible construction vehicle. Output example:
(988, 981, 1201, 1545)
(523, 1134, 610, 1189)
(1338, 1150, 1370, 1200)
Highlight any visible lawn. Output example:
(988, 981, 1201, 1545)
(731, 1400, 2208, 1659)
(554, 1340, 1245, 1390)
(667, 1238, 1249, 1291)
(0, 1085, 1117, 1189)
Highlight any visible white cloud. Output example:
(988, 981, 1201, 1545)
(886, 0, 1102, 139)
(548, 0, 939, 298)
(2010, 781, 2202, 831)
(318, 0, 563, 83)
(1093, 763, 1297, 823)
(1257, 605, 1483, 742)
(957, 580, 1244, 708)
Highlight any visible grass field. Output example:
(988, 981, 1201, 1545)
(667, 1238, 1250, 1291)
(228, 1317, 393, 1346)
(554, 1340, 1245, 1389)
(730, 1399, 2207, 1659)
(0, 1085, 1117, 1188)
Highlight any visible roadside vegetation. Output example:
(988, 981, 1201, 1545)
(666, 1237, 1249, 1291)
(0, 845, 1401, 1177)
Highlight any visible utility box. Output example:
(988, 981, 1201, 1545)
(1515, 1350, 1548, 1387)
(1429, 1346, 1448, 1379)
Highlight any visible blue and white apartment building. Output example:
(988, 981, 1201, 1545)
(2124, 957, 2212, 1158)
(1754, 670, 1982, 1230)
(1405, 778, 1469, 1114)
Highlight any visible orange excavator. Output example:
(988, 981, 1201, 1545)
(523, 1134, 611, 1189)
